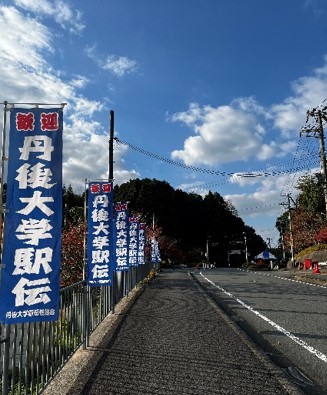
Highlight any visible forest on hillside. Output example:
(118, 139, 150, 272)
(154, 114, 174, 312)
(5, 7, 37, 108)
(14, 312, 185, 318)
(60, 178, 266, 285)
(113, 178, 266, 265)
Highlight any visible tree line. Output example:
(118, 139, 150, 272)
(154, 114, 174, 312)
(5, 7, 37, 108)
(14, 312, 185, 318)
(60, 178, 266, 285)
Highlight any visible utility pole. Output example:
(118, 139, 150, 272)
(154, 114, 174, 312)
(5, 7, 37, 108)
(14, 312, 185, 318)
(281, 194, 295, 266)
(206, 238, 210, 268)
(243, 232, 248, 263)
(300, 104, 327, 216)
(266, 237, 271, 249)
(109, 110, 114, 180)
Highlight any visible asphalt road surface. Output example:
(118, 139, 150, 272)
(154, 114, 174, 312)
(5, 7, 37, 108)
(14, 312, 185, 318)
(194, 267, 327, 395)
(44, 269, 306, 395)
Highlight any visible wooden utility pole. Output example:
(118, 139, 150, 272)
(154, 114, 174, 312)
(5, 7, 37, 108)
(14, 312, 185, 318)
(300, 105, 327, 216)
(281, 194, 295, 266)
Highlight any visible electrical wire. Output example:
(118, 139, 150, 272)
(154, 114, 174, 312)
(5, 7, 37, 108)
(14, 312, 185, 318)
(114, 137, 320, 216)
(114, 137, 320, 179)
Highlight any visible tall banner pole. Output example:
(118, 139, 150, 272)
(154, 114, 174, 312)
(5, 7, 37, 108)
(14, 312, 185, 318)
(0, 101, 9, 395)
(0, 101, 8, 283)
(0, 103, 65, 325)
(108, 111, 121, 308)
(109, 110, 114, 181)
(0, 102, 65, 394)
(82, 178, 88, 349)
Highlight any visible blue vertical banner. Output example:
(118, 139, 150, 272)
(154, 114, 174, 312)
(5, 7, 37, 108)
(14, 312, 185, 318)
(138, 223, 146, 265)
(87, 181, 113, 286)
(150, 238, 161, 263)
(128, 217, 139, 267)
(113, 203, 130, 271)
(0, 107, 63, 324)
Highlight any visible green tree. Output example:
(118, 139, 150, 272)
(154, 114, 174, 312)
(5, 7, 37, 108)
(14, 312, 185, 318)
(63, 185, 84, 224)
(296, 174, 325, 214)
(114, 178, 265, 265)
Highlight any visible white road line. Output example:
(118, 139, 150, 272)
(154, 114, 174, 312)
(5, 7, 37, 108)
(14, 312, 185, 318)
(237, 268, 327, 289)
(200, 272, 327, 364)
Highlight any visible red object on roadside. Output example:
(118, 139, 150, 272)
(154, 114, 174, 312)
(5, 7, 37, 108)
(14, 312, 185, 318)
(312, 262, 321, 274)
(304, 259, 312, 270)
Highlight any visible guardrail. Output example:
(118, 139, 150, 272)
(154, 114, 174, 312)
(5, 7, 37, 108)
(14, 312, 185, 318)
(0, 262, 156, 394)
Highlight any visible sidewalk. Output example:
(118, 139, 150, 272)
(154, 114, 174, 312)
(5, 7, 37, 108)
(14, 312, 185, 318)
(42, 270, 303, 395)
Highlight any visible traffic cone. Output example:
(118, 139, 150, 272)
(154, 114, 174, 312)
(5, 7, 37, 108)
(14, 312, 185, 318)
(312, 262, 320, 274)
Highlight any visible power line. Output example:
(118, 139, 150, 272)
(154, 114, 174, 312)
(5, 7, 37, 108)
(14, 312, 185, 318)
(114, 137, 320, 218)
(114, 137, 319, 179)
(114, 137, 232, 176)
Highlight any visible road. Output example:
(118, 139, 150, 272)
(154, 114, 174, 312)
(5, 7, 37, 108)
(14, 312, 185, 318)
(43, 269, 304, 395)
(194, 268, 327, 395)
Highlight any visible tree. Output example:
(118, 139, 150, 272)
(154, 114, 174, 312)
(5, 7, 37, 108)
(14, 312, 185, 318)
(61, 219, 85, 287)
(60, 185, 85, 286)
(296, 174, 325, 214)
(276, 174, 327, 255)
(63, 184, 84, 224)
(114, 178, 265, 265)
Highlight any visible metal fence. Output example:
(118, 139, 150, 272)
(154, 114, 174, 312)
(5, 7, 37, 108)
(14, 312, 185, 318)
(0, 262, 156, 395)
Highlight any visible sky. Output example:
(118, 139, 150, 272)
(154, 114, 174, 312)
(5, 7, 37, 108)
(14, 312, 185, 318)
(1, 0, 327, 248)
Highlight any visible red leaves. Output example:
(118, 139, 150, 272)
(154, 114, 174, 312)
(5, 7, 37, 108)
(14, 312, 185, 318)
(60, 220, 85, 287)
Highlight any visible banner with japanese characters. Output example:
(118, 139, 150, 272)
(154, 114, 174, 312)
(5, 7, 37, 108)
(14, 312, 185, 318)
(113, 203, 130, 271)
(128, 217, 139, 267)
(0, 107, 63, 324)
(150, 238, 161, 263)
(138, 223, 146, 265)
(87, 181, 114, 286)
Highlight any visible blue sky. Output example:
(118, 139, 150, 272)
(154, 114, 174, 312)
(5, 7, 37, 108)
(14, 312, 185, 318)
(1, 0, 327, 247)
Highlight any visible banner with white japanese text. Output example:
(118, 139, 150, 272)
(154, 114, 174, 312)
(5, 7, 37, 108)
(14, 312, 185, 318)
(0, 107, 63, 324)
(150, 238, 161, 263)
(113, 203, 130, 271)
(138, 223, 146, 264)
(128, 217, 139, 267)
(87, 181, 113, 286)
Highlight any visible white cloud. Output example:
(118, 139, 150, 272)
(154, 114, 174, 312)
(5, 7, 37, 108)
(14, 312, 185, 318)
(225, 167, 318, 223)
(70, 76, 89, 89)
(270, 57, 327, 136)
(171, 102, 203, 126)
(171, 55, 327, 169)
(170, 101, 265, 166)
(85, 45, 138, 77)
(0, 3, 136, 194)
(103, 55, 138, 77)
(14, 0, 85, 33)
(62, 121, 139, 193)
(176, 181, 210, 197)
(302, 0, 325, 16)
(0, 7, 51, 70)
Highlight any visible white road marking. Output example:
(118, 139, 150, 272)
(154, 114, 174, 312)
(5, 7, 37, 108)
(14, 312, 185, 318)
(200, 272, 327, 364)
(237, 268, 327, 289)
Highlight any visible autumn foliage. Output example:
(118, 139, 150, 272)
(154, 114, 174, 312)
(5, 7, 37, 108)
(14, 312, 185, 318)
(316, 227, 327, 243)
(61, 219, 85, 287)
(276, 174, 327, 256)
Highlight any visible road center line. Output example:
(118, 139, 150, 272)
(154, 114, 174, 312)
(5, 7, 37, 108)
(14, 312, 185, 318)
(200, 272, 327, 364)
